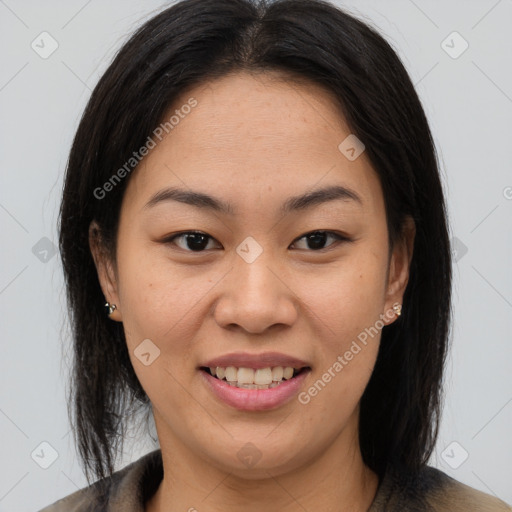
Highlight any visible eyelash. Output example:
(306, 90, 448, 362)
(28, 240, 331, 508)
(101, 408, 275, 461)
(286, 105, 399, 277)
(163, 230, 352, 252)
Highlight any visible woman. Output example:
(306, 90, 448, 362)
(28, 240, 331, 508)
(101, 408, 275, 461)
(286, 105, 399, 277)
(40, 0, 511, 510)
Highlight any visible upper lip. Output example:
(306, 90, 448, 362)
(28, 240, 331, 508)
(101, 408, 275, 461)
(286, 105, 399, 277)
(200, 351, 311, 370)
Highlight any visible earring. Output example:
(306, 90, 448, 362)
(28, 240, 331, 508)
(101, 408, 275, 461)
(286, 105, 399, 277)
(105, 302, 117, 315)
(393, 303, 402, 317)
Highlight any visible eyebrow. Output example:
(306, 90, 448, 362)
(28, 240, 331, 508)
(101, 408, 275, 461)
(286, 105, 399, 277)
(143, 184, 363, 214)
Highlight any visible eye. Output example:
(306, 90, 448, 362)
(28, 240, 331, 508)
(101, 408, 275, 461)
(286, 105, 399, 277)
(163, 230, 350, 252)
(290, 230, 350, 251)
(165, 231, 221, 252)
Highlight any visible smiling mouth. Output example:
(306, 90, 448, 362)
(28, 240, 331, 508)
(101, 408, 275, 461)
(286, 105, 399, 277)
(200, 366, 310, 390)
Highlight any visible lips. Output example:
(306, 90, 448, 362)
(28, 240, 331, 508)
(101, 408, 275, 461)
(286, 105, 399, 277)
(199, 351, 311, 370)
(200, 365, 311, 411)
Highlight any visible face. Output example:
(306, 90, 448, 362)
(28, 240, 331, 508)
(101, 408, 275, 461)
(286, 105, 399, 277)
(91, 71, 414, 477)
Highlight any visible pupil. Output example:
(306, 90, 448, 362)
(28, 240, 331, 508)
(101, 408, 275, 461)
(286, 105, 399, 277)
(307, 232, 327, 249)
(186, 233, 208, 251)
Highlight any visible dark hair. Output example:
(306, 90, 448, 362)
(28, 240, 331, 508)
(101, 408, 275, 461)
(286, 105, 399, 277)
(59, 0, 452, 484)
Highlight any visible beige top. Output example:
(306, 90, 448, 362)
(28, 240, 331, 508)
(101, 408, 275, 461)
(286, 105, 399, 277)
(38, 449, 512, 511)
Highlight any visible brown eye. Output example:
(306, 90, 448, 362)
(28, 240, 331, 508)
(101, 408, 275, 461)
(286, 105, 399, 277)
(166, 231, 221, 252)
(291, 231, 350, 251)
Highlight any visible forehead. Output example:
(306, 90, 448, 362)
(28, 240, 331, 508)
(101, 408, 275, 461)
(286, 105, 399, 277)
(166, 71, 351, 161)
(123, 71, 383, 216)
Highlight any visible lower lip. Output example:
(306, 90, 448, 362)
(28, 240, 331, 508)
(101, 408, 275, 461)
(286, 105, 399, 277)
(200, 369, 311, 411)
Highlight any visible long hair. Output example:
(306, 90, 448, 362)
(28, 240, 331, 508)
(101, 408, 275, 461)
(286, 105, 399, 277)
(59, 0, 452, 484)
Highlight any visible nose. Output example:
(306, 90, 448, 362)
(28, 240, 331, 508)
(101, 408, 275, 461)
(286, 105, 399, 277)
(213, 251, 298, 334)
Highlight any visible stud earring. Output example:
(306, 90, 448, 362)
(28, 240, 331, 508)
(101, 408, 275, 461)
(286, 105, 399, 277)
(393, 303, 402, 317)
(105, 302, 117, 315)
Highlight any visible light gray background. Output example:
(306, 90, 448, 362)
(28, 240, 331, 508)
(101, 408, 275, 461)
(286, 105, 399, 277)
(1, 0, 511, 510)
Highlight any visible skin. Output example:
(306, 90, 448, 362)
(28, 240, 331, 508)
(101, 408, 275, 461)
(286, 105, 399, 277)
(90, 71, 415, 512)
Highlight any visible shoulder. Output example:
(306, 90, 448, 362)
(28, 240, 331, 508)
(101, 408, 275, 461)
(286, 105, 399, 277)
(37, 449, 163, 512)
(372, 463, 512, 512)
(414, 465, 511, 512)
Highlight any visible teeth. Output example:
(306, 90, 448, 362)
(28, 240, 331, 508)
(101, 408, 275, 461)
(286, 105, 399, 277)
(209, 365, 301, 387)
(272, 366, 284, 381)
(237, 367, 255, 384)
(283, 367, 294, 379)
(225, 366, 238, 382)
(254, 368, 273, 385)
(237, 383, 257, 389)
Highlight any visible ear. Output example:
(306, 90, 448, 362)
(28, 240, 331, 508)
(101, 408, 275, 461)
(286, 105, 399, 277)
(89, 220, 123, 322)
(383, 215, 415, 325)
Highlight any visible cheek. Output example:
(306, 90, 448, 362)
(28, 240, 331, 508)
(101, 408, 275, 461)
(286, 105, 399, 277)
(120, 274, 205, 348)
(114, 241, 214, 352)
(291, 247, 387, 407)
(296, 249, 387, 341)
(295, 262, 385, 423)
(114, 248, 214, 406)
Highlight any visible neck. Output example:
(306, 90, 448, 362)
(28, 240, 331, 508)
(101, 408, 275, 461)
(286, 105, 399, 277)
(146, 412, 380, 512)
